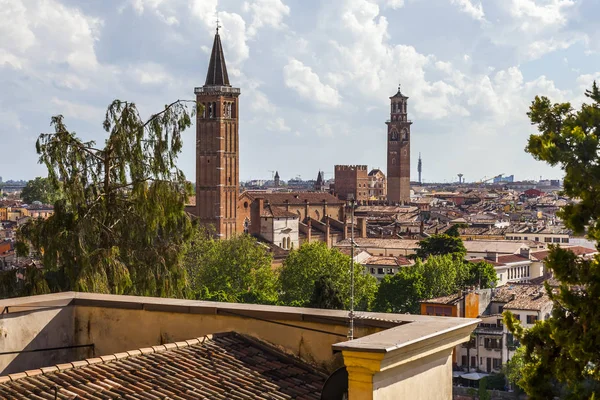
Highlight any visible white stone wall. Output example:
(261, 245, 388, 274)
(260, 217, 299, 250)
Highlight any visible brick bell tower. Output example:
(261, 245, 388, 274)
(195, 27, 240, 239)
(386, 85, 412, 204)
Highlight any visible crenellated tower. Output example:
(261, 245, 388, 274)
(386, 85, 412, 204)
(195, 28, 240, 239)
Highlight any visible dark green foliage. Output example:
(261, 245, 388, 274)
(21, 177, 61, 204)
(478, 377, 491, 400)
(505, 82, 600, 399)
(373, 264, 425, 313)
(445, 224, 462, 237)
(185, 228, 278, 304)
(14, 100, 196, 298)
(415, 234, 466, 259)
(465, 261, 498, 289)
(372, 255, 495, 314)
(308, 276, 344, 310)
(279, 242, 377, 310)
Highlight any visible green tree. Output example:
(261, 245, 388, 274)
(445, 224, 463, 237)
(420, 254, 470, 299)
(308, 275, 344, 310)
(373, 261, 425, 314)
(504, 346, 526, 393)
(465, 261, 498, 289)
(504, 82, 600, 399)
(21, 177, 61, 204)
(279, 242, 377, 310)
(185, 229, 278, 304)
(415, 234, 466, 260)
(373, 255, 485, 314)
(16, 100, 196, 298)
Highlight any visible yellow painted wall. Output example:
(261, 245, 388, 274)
(74, 306, 381, 373)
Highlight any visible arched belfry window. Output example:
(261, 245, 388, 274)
(392, 158, 396, 165)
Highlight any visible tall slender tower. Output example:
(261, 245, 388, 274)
(195, 27, 241, 239)
(418, 153, 422, 185)
(386, 85, 412, 204)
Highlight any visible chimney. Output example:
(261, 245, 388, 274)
(358, 217, 367, 239)
(520, 247, 531, 259)
(251, 198, 264, 235)
(284, 199, 290, 211)
(485, 251, 498, 262)
(304, 199, 310, 221)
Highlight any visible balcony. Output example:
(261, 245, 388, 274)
(194, 86, 241, 95)
(474, 324, 503, 336)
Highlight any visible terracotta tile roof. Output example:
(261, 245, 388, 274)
(363, 255, 414, 267)
(335, 238, 419, 250)
(421, 293, 462, 305)
(531, 246, 597, 261)
(492, 284, 552, 310)
(261, 204, 299, 218)
(496, 254, 530, 264)
(469, 258, 505, 267)
(245, 191, 344, 205)
(0, 332, 326, 399)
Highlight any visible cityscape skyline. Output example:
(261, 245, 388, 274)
(2, 0, 599, 182)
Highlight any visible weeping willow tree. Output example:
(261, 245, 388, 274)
(16, 100, 197, 298)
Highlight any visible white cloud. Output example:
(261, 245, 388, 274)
(50, 97, 105, 122)
(0, 0, 101, 71)
(509, 0, 575, 31)
(244, 0, 290, 37)
(266, 117, 291, 132)
(450, 0, 485, 21)
(384, 0, 405, 9)
(283, 59, 340, 107)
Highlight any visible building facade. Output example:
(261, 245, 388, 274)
(334, 165, 369, 202)
(386, 86, 412, 204)
(195, 28, 240, 239)
(367, 169, 387, 200)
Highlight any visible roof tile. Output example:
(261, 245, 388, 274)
(0, 332, 326, 399)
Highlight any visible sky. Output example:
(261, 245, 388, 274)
(1, 0, 599, 184)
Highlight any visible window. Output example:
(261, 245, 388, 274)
(535, 237, 539, 242)
(370, 268, 375, 274)
(544, 237, 552, 243)
(426, 306, 434, 315)
(527, 315, 538, 324)
(553, 238, 560, 243)
(434, 306, 451, 316)
(493, 358, 502, 370)
(462, 356, 467, 366)
(471, 356, 476, 368)
(498, 305, 504, 314)
(562, 238, 569, 243)
(514, 314, 520, 321)
(377, 268, 384, 275)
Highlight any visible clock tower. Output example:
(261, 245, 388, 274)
(386, 85, 412, 204)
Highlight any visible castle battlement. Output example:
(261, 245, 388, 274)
(334, 165, 368, 171)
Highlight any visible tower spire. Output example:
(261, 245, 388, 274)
(205, 23, 230, 87)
